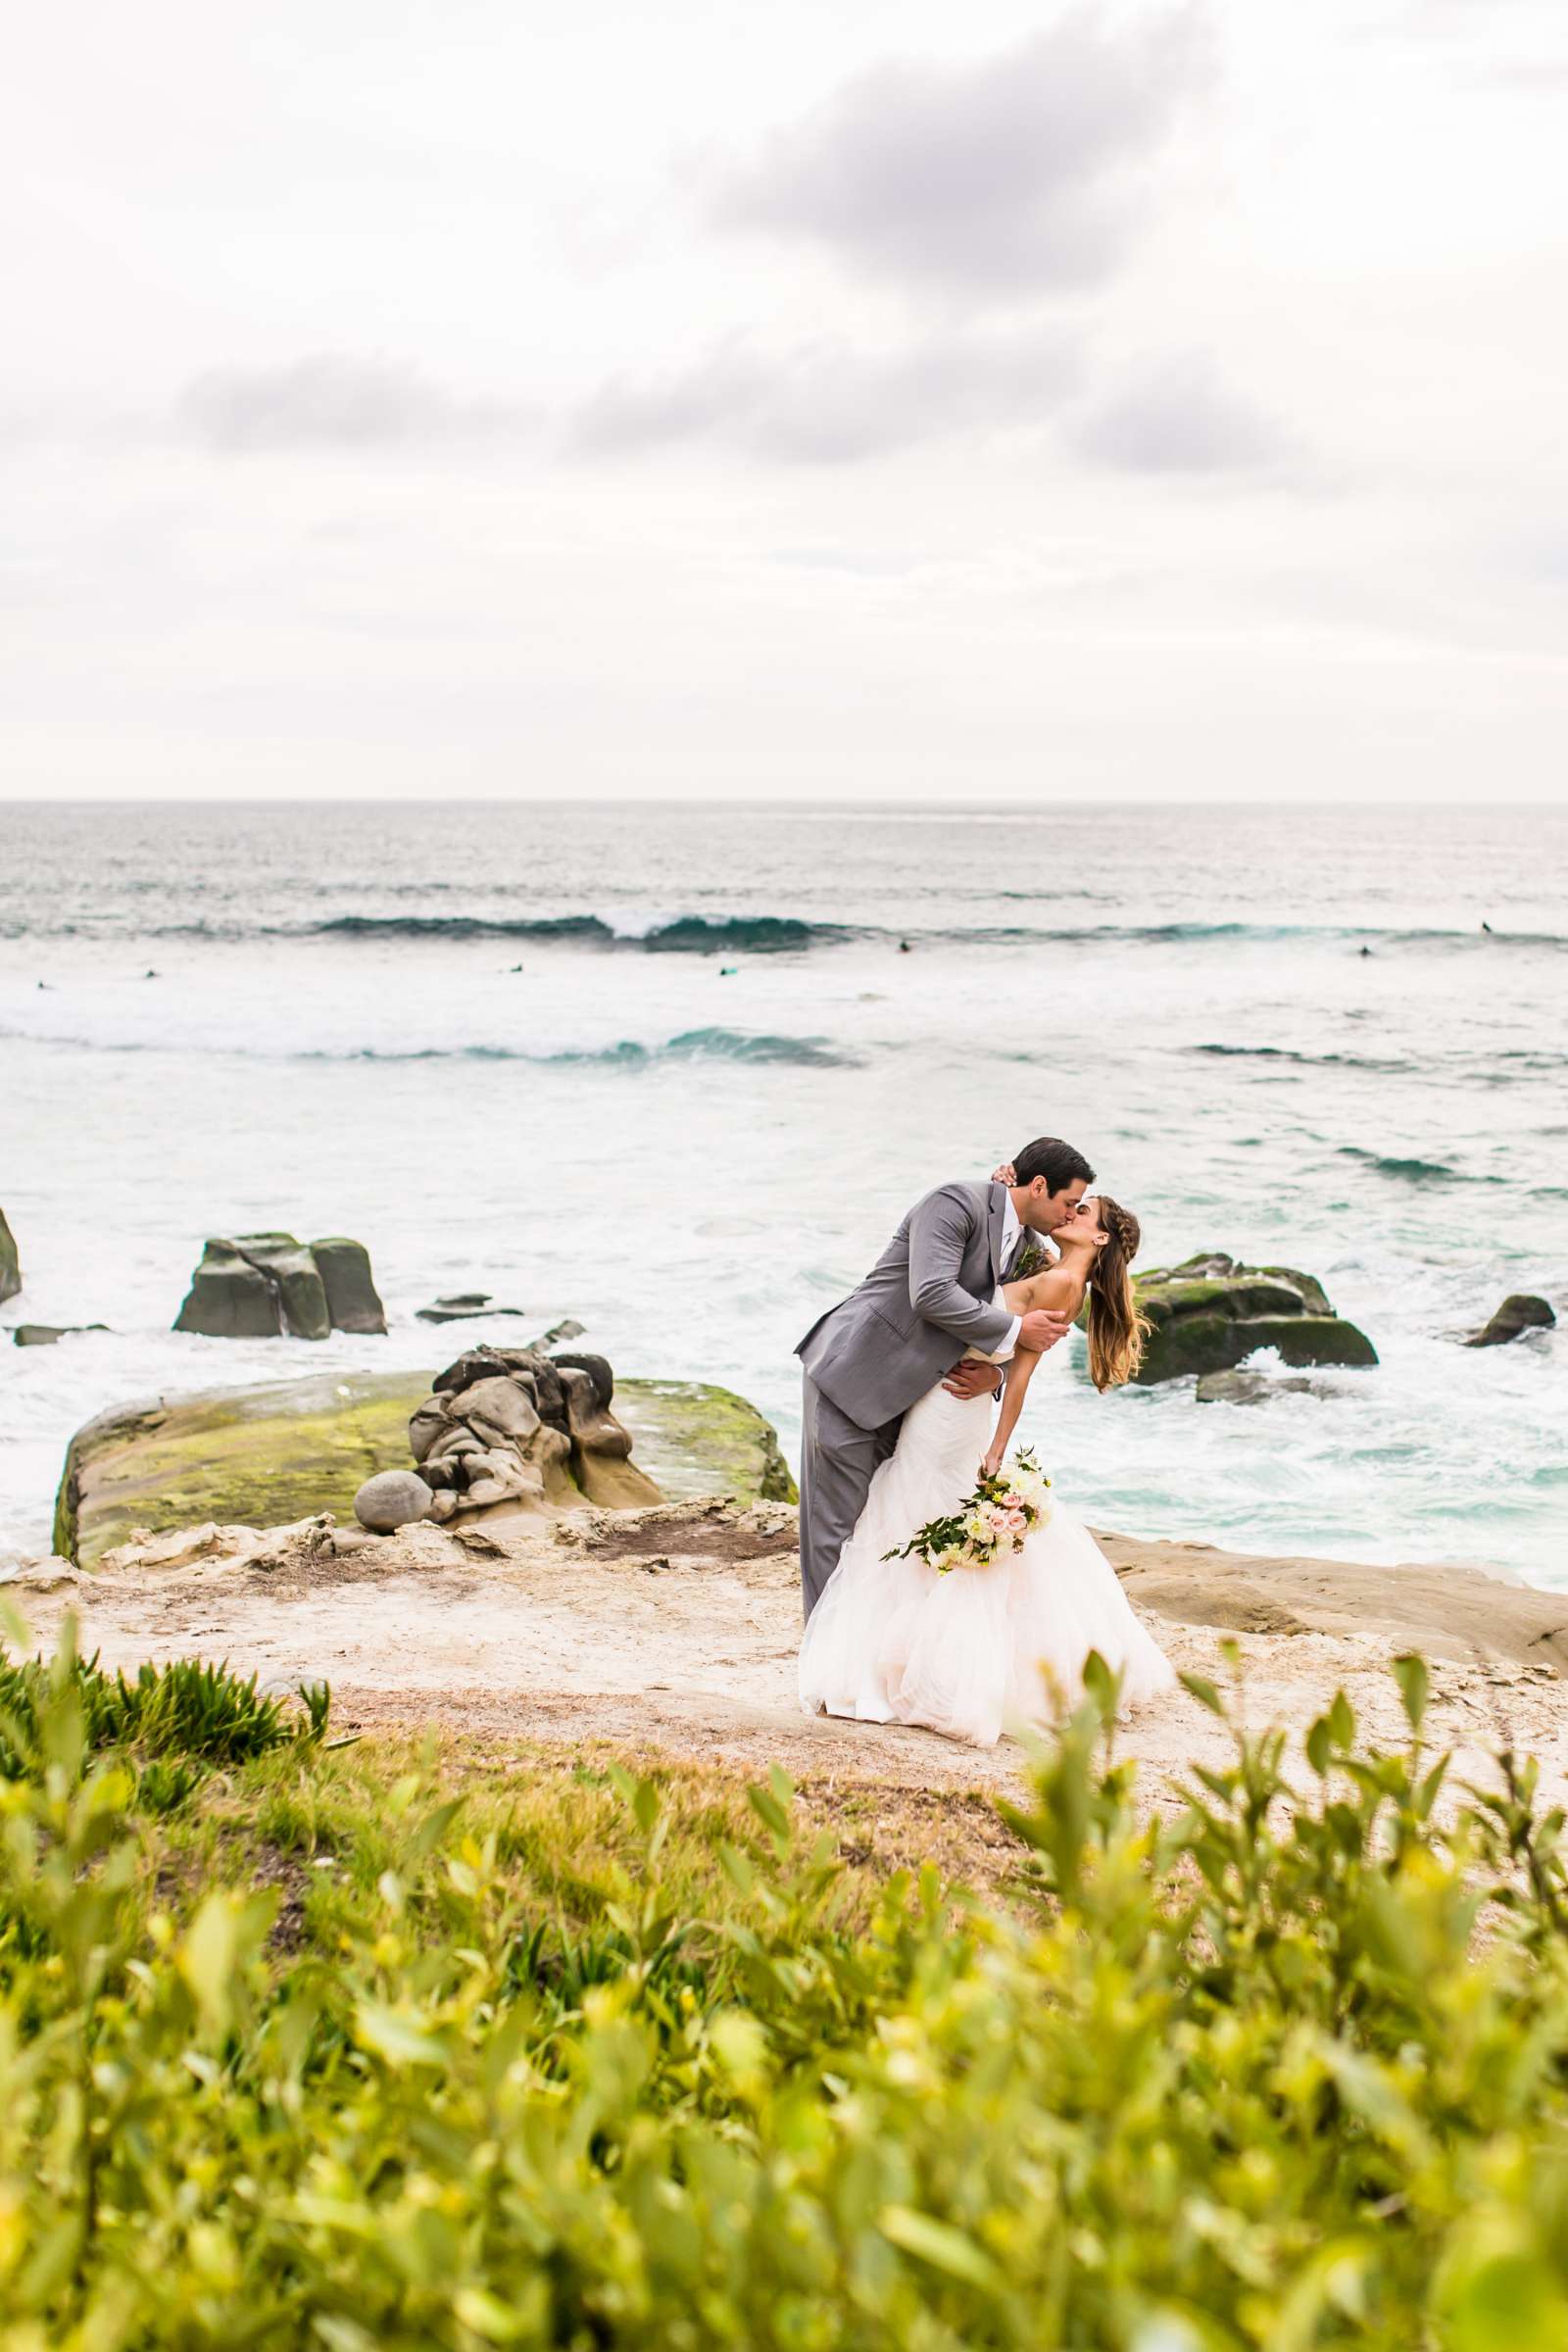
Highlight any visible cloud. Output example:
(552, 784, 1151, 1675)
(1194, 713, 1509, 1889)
(177, 354, 537, 453)
(706, 7, 1212, 303)
(1068, 358, 1294, 476)
(568, 326, 1081, 465)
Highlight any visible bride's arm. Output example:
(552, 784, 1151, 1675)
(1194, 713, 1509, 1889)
(979, 1265, 1089, 1478)
(982, 1345, 1041, 1478)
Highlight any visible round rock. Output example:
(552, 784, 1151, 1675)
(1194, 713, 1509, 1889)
(353, 1469, 433, 1534)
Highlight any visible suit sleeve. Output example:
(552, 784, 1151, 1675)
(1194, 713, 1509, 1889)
(906, 1185, 1015, 1353)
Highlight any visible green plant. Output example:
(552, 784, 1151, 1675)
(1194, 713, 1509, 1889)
(5, 1625, 1568, 2346)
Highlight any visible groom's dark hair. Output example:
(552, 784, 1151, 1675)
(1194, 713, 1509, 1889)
(1012, 1137, 1095, 1192)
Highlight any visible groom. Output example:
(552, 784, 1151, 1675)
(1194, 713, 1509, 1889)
(795, 1136, 1096, 1618)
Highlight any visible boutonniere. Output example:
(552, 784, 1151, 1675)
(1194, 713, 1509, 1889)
(1009, 1239, 1051, 1281)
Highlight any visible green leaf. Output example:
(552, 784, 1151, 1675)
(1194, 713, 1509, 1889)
(880, 2206, 1006, 2295)
(354, 1999, 446, 2069)
(1393, 1653, 1430, 1733)
(1179, 1673, 1225, 1718)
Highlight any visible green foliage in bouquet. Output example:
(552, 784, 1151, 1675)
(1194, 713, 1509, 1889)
(6, 1619, 1568, 2346)
(883, 1446, 1052, 1573)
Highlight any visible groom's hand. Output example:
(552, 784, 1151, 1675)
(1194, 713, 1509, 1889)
(1018, 1308, 1073, 1353)
(943, 1359, 1004, 1400)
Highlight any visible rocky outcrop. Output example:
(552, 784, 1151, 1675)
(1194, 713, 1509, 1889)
(0, 1207, 20, 1304)
(1465, 1294, 1556, 1348)
(412, 1346, 661, 1522)
(54, 1369, 429, 1569)
(53, 1363, 794, 1565)
(1133, 1251, 1377, 1385)
(12, 1323, 110, 1348)
(613, 1379, 799, 1504)
(173, 1233, 386, 1340)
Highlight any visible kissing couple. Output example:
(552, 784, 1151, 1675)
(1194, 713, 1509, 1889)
(796, 1137, 1175, 1747)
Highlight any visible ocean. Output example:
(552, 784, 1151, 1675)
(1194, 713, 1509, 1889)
(1, 799, 1564, 1585)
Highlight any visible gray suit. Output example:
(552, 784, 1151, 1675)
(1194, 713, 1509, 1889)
(795, 1180, 1020, 1618)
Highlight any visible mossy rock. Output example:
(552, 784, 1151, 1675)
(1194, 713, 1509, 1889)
(1139, 1312, 1377, 1385)
(612, 1380, 798, 1505)
(0, 1207, 21, 1305)
(1127, 1249, 1375, 1385)
(55, 1369, 796, 1565)
(55, 1371, 434, 1568)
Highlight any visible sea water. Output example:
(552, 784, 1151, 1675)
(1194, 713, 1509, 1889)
(1, 799, 1563, 1584)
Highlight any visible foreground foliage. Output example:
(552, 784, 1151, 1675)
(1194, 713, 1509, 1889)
(3, 1625, 1568, 2349)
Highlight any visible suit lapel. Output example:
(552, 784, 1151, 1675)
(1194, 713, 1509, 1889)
(987, 1184, 1006, 1284)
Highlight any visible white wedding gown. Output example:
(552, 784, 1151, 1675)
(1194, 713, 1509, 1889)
(798, 1378, 1176, 1747)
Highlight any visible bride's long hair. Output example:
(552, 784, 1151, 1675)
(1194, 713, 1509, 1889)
(1086, 1197, 1149, 1391)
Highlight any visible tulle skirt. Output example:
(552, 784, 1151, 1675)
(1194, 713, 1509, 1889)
(798, 1384, 1175, 1748)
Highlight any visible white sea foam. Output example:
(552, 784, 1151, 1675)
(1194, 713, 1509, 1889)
(2, 800, 1564, 1582)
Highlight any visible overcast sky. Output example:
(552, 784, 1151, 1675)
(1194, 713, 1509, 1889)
(3, 0, 1565, 802)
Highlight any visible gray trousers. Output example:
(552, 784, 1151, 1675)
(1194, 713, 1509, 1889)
(799, 1373, 903, 1620)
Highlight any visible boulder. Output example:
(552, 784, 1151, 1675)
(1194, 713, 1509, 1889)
(1465, 1294, 1556, 1348)
(312, 1237, 388, 1334)
(53, 1367, 794, 1563)
(0, 1207, 20, 1304)
(416, 1293, 529, 1324)
(12, 1323, 110, 1348)
(173, 1241, 285, 1338)
(238, 1236, 331, 1343)
(1131, 1251, 1377, 1385)
(353, 1469, 432, 1533)
(1195, 1370, 1335, 1406)
(173, 1232, 385, 1341)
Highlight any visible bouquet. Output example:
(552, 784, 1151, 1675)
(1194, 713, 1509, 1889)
(883, 1448, 1053, 1575)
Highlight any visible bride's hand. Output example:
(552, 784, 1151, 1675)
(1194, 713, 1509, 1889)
(980, 1448, 1004, 1482)
(991, 1161, 1017, 1186)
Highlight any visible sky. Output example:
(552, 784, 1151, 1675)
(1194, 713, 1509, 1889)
(2, 0, 1566, 804)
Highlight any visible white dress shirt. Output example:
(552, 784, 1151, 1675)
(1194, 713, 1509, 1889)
(987, 1193, 1024, 1363)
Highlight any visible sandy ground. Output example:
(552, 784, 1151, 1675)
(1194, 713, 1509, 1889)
(13, 1495, 1568, 1820)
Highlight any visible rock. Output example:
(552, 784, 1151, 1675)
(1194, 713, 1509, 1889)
(612, 1379, 799, 1505)
(174, 1241, 285, 1338)
(173, 1233, 384, 1341)
(552, 1350, 614, 1410)
(416, 1294, 529, 1324)
(1465, 1294, 1556, 1348)
(3, 1554, 78, 1592)
(54, 1368, 433, 1568)
(556, 1364, 661, 1509)
(1196, 1370, 1333, 1406)
(353, 1469, 432, 1533)
(52, 1366, 793, 1564)
(0, 1207, 20, 1304)
(408, 1398, 454, 1461)
(456, 1375, 541, 1444)
(12, 1323, 110, 1348)
(312, 1237, 388, 1334)
(1131, 1252, 1377, 1385)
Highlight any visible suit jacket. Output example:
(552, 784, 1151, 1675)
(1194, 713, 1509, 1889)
(796, 1179, 1018, 1433)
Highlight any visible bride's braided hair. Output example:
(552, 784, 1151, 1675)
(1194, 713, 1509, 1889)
(1086, 1197, 1150, 1391)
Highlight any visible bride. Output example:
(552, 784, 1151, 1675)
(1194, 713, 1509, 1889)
(798, 1192, 1175, 1746)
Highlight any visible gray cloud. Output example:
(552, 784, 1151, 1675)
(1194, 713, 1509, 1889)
(177, 354, 536, 452)
(1069, 358, 1294, 476)
(569, 327, 1081, 464)
(706, 7, 1212, 302)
